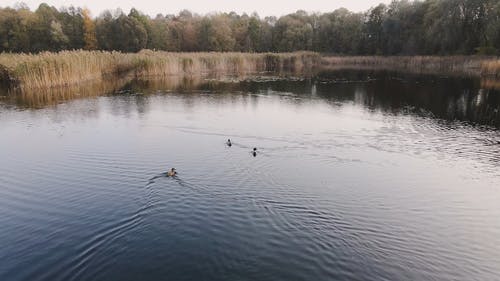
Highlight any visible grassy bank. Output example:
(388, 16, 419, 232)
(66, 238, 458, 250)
(321, 56, 500, 76)
(0, 50, 319, 90)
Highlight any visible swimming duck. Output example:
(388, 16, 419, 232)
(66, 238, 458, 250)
(226, 139, 232, 147)
(167, 168, 177, 177)
(252, 147, 257, 157)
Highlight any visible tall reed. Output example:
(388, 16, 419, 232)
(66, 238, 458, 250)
(321, 56, 497, 76)
(0, 50, 319, 90)
(3, 51, 498, 91)
(481, 59, 500, 77)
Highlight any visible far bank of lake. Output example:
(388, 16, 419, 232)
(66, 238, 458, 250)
(1, 51, 500, 93)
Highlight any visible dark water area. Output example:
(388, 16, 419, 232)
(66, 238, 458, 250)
(1, 71, 500, 281)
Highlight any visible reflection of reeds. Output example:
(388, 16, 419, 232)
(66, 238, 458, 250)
(7, 76, 131, 108)
(478, 58, 500, 90)
(481, 78, 500, 90)
(481, 59, 500, 76)
(0, 50, 319, 90)
(126, 75, 206, 93)
(321, 56, 497, 76)
(6, 74, 264, 108)
(131, 74, 259, 94)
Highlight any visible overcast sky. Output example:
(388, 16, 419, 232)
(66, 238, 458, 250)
(2, 0, 390, 17)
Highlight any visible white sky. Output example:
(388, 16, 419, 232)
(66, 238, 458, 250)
(2, 0, 390, 17)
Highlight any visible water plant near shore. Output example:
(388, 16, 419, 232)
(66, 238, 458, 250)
(321, 56, 497, 76)
(481, 59, 500, 77)
(2, 51, 500, 92)
(0, 50, 320, 90)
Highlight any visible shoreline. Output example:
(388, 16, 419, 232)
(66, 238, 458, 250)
(1, 51, 500, 91)
(321, 56, 499, 77)
(0, 51, 319, 90)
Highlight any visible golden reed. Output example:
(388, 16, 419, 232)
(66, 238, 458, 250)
(321, 56, 500, 77)
(1, 51, 499, 91)
(0, 50, 320, 90)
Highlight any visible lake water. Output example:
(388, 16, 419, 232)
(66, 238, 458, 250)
(1, 71, 500, 281)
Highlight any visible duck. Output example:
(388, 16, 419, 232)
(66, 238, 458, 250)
(252, 147, 257, 157)
(166, 168, 177, 177)
(226, 139, 232, 147)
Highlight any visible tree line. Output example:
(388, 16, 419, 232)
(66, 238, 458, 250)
(1, 0, 500, 55)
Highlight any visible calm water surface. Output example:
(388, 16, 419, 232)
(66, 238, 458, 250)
(1, 72, 500, 281)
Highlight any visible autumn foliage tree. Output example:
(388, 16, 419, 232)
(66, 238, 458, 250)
(82, 8, 97, 50)
(0, 0, 499, 55)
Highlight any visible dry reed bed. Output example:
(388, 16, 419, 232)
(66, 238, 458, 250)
(481, 78, 500, 90)
(134, 51, 319, 77)
(321, 56, 500, 76)
(0, 50, 319, 90)
(481, 59, 500, 77)
(2, 51, 499, 91)
(0, 51, 134, 89)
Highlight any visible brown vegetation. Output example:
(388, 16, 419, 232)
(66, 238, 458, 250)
(0, 50, 320, 90)
(5, 76, 131, 108)
(321, 56, 498, 76)
(2, 50, 500, 94)
(481, 59, 500, 77)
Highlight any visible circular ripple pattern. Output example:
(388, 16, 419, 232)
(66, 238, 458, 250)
(1, 75, 500, 281)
